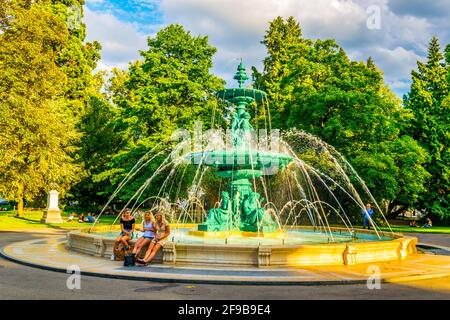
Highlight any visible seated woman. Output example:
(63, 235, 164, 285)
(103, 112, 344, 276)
(112, 208, 135, 259)
(67, 213, 75, 222)
(409, 220, 418, 227)
(422, 217, 432, 228)
(137, 211, 170, 266)
(78, 213, 85, 223)
(131, 211, 155, 259)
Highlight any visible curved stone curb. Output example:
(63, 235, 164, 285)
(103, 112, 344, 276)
(417, 243, 450, 253)
(2, 237, 450, 286)
(0, 246, 365, 286)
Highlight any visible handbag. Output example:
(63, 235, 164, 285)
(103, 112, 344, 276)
(124, 253, 135, 267)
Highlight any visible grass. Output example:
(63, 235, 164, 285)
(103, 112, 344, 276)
(379, 225, 450, 234)
(1, 210, 449, 235)
(0, 210, 117, 232)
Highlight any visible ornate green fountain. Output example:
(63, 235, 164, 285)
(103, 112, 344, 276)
(188, 62, 293, 234)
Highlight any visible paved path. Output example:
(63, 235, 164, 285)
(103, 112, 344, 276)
(3, 235, 450, 285)
(1, 231, 450, 299)
(405, 232, 450, 249)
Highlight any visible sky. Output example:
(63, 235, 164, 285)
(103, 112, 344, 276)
(83, 0, 450, 98)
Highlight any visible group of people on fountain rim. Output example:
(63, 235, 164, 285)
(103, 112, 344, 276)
(112, 208, 170, 266)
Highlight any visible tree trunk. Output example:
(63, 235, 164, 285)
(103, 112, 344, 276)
(16, 182, 25, 218)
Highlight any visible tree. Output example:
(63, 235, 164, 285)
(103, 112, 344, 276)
(252, 16, 305, 129)
(55, 1, 101, 111)
(0, 1, 81, 216)
(404, 37, 450, 222)
(255, 17, 429, 218)
(67, 72, 125, 207)
(95, 25, 225, 202)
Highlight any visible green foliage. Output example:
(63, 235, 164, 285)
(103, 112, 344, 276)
(0, 1, 82, 216)
(404, 37, 450, 222)
(255, 17, 429, 218)
(252, 16, 305, 129)
(94, 25, 225, 202)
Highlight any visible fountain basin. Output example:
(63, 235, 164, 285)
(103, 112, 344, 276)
(66, 225, 417, 267)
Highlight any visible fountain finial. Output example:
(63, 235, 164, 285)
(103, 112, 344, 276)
(233, 61, 249, 88)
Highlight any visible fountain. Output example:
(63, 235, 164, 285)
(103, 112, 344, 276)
(188, 61, 292, 235)
(67, 63, 417, 267)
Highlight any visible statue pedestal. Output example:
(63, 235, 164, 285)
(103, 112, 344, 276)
(41, 190, 63, 224)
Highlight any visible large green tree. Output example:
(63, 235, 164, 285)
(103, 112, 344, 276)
(94, 25, 225, 202)
(404, 37, 450, 222)
(0, 1, 81, 216)
(252, 16, 305, 129)
(67, 72, 124, 207)
(256, 17, 429, 218)
(51, 0, 102, 115)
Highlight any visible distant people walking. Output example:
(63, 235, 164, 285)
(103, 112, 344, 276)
(362, 203, 374, 229)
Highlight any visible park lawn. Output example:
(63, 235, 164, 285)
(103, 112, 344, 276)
(379, 225, 450, 234)
(0, 210, 117, 232)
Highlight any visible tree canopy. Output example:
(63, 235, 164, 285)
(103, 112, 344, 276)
(92, 24, 225, 202)
(404, 37, 450, 222)
(0, 0, 100, 215)
(1, 5, 448, 224)
(254, 17, 430, 218)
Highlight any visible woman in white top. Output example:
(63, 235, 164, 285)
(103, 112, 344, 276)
(131, 211, 155, 258)
(137, 211, 170, 266)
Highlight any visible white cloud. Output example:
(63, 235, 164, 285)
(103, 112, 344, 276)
(159, 0, 374, 86)
(372, 46, 421, 79)
(84, 7, 148, 70)
(84, 0, 449, 96)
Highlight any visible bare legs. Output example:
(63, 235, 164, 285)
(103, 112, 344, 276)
(114, 234, 131, 251)
(140, 241, 162, 264)
(132, 237, 151, 257)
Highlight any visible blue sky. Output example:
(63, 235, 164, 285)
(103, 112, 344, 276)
(84, 0, 450, 98)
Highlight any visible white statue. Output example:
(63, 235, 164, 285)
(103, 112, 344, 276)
(41, 190, 63, 223)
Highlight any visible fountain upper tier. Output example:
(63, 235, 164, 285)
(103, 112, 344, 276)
(216, 61, 267, 106)
(186, 62, 293, 179)
(188, 150, 293, 178)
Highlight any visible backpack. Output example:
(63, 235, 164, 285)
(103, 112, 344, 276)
(124, 253, 135, 267)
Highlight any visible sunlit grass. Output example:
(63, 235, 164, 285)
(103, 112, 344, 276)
(379, 225, 450, 234)
(0, 210, 117, 231)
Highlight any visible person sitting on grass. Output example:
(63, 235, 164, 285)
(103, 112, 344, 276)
(86, 212, 94, 223)
(131, 211, 155, 260)
(137, 211, 170, 266)
(409, 220, 418, 227)
(112, 209, 135, 259)
(422, 217, 432, 228)
(67, 213, 75, 222)
(78, 213, 85, 223)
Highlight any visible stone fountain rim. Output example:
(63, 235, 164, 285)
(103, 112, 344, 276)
(74, 224, 405, 249)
